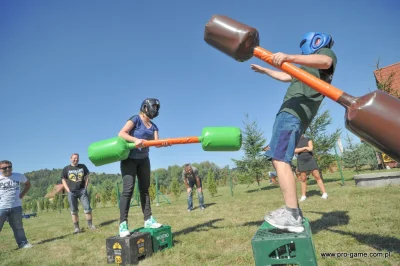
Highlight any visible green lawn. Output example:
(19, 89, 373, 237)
(0, 169, 399, 266)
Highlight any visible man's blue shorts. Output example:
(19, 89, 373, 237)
(264, 111, 304, 164)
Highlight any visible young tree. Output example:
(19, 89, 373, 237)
(206, 170, 218, 197)
(232, 114, 271, 188)
(357, 142, 379, 169)
(169, 176, 181, 200)
(110, 187, 117, 206)
(44, 198, 50, 212)
(305, 108, 341, 175)
(22, 201, 27, 213)
(102, 179, 114, 201)
(132, 183, 139, 204)
(342, 133, 362, 173)
(91, 193, 97, 209)
(58, 196, 63, 212)
(63, 196, 69, 209)
(342, 134, 379, 172)
(149, 182, 156, 203)
(31, 200, 38, 213)
(87, 184, 93, 198)
(39, 198, 45, 212)
(52, 194, 59, 211)
(31, 199, 37, 212)
(160, 185, 167, 195)
(101, 190, 108, 207)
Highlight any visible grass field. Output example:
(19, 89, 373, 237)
(0, 169, 399, 266)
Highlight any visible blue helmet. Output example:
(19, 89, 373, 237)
(299, 32, 334, 55)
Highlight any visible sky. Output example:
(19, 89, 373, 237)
(1, 0, 399, 174)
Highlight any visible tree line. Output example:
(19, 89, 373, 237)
(21, 106, 390, 213)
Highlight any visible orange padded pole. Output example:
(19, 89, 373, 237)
(253, 46, 344, 102)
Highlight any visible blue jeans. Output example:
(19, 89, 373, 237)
(264, 112, 304, 164)
(187, 178, 204, 210)
(68, 189, 92, 215)
(0, 206, 29, 248)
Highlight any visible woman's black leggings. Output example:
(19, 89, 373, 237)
(119, 157, 152, 223)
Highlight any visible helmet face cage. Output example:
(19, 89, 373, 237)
(300, 32, 333, 55)
(140, 98, 160, 119)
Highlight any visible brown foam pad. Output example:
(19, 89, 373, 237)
(204, 15, 259, 62)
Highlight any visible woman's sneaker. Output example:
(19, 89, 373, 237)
(119, 221, 130, 237)
(321, 193, 328, 199)
(20, 243, 33, 249)
(299, 195, 307, 202)
(144, 216, 162, 229)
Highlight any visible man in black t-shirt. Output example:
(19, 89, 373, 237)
(61, 153, 96, 233)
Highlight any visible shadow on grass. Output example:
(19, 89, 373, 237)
(203, 202, 216, 208)
(98, 219, 118, 227)
(35, 225, 102, 245)
(327, 228, 400, 253)
(173, 218, 224, 238)
(308, 211, 350, 234)
(246, 185, 280, 193)
(303, 189, 324, 198)
(190, 203, 217, 211)
(35, 234, 72, 245)
(307, 178, 347, 186)
(241, 220, 264, 227)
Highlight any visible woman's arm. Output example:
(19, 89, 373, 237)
(306, 140, 314, 152)
(294, 147, 308, 154)
(118, 121, 137, 142)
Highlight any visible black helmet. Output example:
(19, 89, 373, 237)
(140, 98, 160, 119)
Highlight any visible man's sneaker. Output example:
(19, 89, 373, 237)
(299, 195, 307, 202)
(266, 206, 303, 220)
(119, 221, 130, 237)
(20, 243, 33, 249)
(321, 193, 328, 199)
(267, 206, 286, 217)
(144, 216, 162, 229)
(264, 209, 304, 233)
(74, 228, 81, 234)
(88, 224, 96, 230)
(200, 206, 205, 210)
(188, 209, 192, 212)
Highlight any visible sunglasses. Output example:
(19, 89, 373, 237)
(0, 166, 12, 170)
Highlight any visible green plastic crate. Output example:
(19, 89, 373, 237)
(131, 225, 173, 253)
(251, 218, 317, 266)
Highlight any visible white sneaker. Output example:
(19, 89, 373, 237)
(267, 206, 286, 217)
(119, 221, 130, 237)
(144, 216, 162, 229)
(299, 196, 307, 202)
(321, 193, 328, 199)
(20, 243, 33, 249)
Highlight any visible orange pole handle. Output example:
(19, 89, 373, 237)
(141, 136, 200, 147)
(253, 46, 344, 102)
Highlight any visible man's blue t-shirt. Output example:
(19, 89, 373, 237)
(128, 115, 159, 159)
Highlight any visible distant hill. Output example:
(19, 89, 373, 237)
(24, 161, 237, 199)
(24, 168, 120, 199)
